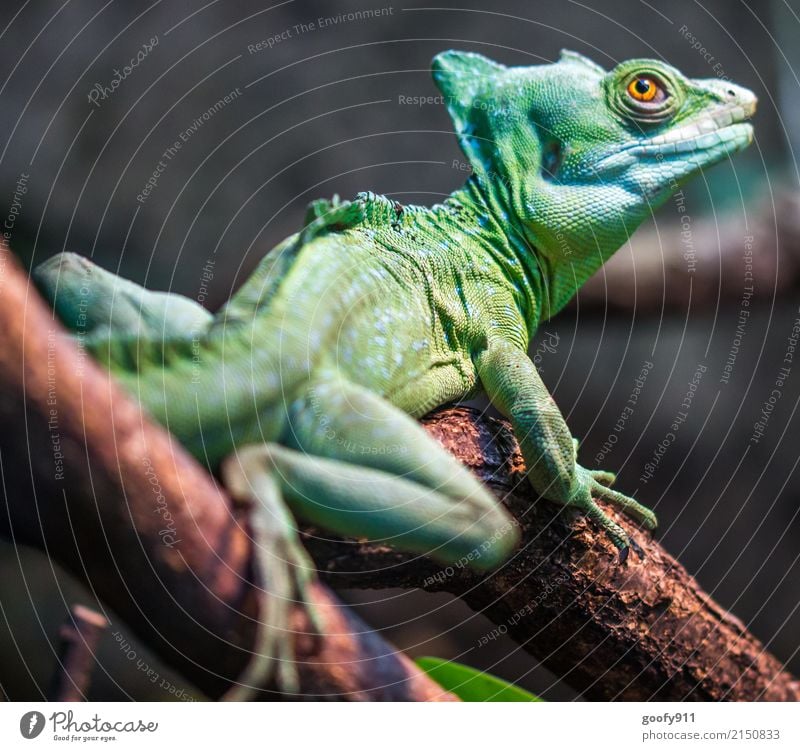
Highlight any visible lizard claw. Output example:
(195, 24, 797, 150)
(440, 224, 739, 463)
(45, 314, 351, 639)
(589, 472, 658, 531)
(629, 536, 645, 559)
(590, 469, 617, 488)
(617, 536, 644, 564)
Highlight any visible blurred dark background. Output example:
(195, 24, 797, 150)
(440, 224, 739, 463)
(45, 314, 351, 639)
(1, 0, 799, 700)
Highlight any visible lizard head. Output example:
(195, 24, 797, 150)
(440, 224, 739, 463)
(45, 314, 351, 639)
(433, 50, 756, 315)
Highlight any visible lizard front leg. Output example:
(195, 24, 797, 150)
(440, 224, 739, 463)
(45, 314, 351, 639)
(475, 338, 657, 560)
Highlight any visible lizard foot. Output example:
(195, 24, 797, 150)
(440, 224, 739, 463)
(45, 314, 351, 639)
(220, 454, 324, 701)
(569, 465, 657, 563)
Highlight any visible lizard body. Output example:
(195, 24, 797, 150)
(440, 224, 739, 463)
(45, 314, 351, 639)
(33, 50, 756, 697)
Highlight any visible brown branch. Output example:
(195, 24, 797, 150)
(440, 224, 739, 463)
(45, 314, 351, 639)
(306, 408, 800, 701)
(48, 604, 108, 701)
(0, 246, 452, 702)
(577, 189, 800, 312)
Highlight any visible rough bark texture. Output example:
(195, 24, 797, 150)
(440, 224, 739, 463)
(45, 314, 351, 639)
(307, 409, 800, 701)
(0, 246, 452, 702)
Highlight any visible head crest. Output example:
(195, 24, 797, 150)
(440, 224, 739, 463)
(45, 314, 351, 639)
(431, 51, 509, 171)
(558, 49, 606, 74)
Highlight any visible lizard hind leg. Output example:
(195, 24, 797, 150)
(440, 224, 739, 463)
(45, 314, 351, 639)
(216, 376, 521, 697)
(281, 378, 520, 570)
(218, 435, 516, 699)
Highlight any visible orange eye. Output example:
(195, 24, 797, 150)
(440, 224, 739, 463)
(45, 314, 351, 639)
(627, 77, 659, 102)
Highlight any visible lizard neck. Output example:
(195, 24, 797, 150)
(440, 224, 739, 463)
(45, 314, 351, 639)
(441, 176, 545, 340)
(448, 163, 643, 322)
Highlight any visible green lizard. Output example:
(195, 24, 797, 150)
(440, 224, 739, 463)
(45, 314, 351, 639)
(33, 50, 756, 698)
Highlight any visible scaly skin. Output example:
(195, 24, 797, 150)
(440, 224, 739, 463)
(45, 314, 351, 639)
(33, 50, 756, 697)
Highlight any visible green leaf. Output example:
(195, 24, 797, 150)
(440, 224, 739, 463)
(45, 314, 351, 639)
(415, 657, 542, 702)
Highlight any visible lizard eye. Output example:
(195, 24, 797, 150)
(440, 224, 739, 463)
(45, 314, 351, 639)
(625, 76, 666, 104)
(607, 63, 682, 123)
(611, 69, 677, 123)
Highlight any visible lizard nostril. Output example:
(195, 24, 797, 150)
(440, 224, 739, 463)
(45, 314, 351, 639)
(727, 89, 737, 98)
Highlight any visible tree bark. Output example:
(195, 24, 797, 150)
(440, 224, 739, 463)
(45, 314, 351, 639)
(577, 189, 800, 312)
(0, 246, 452, 702)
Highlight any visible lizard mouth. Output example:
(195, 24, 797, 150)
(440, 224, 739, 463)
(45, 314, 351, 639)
(597, 98, 756, 172)
(630, 100, 756, 157)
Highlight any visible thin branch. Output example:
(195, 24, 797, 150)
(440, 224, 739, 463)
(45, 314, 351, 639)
(48, 604, 108, 701)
